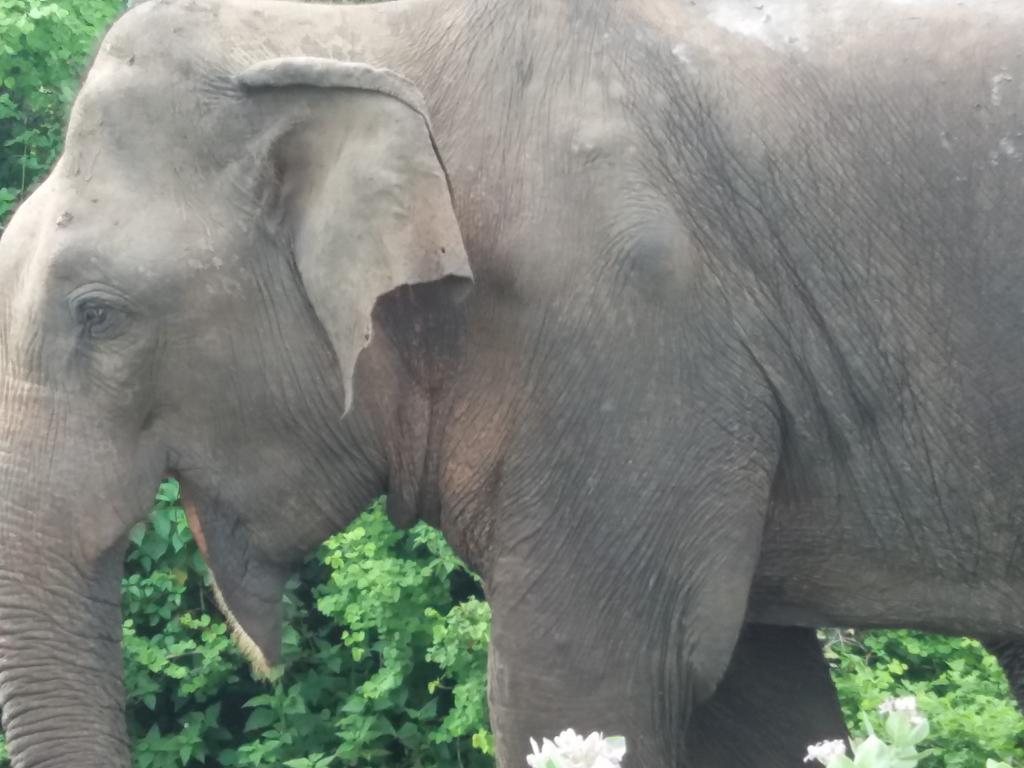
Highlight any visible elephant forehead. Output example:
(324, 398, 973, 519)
(67, 71, 241, 177)
(23, 169, 252, 315)
(65, 9, 250, 182)
(55, 90, 252, 281)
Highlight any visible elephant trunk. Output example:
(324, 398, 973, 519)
(0, 503, 131, 767)
(0, 369, 140, 766)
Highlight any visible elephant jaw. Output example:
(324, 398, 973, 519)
(182, 496, 279, 680)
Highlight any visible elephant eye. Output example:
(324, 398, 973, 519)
(74, 300, 125, 339)
(82, 304, 107, 327)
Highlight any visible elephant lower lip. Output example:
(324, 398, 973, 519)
(182, 495, 209, 558)
(172, 482, 280, 678)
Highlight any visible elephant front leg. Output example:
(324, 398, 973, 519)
(469, 339, 784, 765)
(486, 592, 684, 766)
(483, 466, 776, 766)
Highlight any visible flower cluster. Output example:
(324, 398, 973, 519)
(527, 729, 627, 768)
(798, 696, 1020, 768)
(877, 696, 918, 715)
(802, 695, 930, 768)
(804, 740, 848, 764)
(877, 696, 926, 726)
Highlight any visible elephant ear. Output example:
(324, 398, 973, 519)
(237, 57, 472, 410)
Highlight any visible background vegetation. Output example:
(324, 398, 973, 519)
(120, 485, 492, 768)
(0, 1, 1021, 766)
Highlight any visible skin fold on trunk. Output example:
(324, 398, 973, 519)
(0, 377, 139, 766)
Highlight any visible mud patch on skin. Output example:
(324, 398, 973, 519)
(182, 495, 275, 680)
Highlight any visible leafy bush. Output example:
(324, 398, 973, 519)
(119, 485, 492, 768)
(0, 482, 493, 767)
(824, 630, 1024, 767)
(803, 695, 1014, 768)
(0, 0, 125, 223)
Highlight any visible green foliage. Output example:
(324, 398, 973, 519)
(824, 630, 1024, 768)
(0, 2, 1021, 767)
(0, 483, 493, 767)
(0, 0, 125, 224)
(311, 513, 493, 765)
(806, 699, 1016, 768)
(120, 488, 492, 768)
(0, 483, 492, 767)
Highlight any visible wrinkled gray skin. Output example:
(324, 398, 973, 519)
(2, 0, 1024, 765)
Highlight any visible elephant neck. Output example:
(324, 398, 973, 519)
(383, 382, 445, 532)
(356, 283, 470, 532)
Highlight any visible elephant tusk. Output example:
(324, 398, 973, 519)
(209, 579, 274, 681)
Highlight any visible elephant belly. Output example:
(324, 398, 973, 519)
(747, 496, 1024, 638)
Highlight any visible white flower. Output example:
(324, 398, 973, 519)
(527, 736, 564, 768)
(878, 695, 918, 715)
(803, 739, 848, 765)
(527, 729, 627, 768)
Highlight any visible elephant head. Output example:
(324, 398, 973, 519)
(0, 7, 470, 766)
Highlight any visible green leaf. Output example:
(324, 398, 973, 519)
(243, 708, 277, 733)
(152, 511, 171, 540)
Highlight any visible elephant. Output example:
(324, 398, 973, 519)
(2, 0, 1024, 765)
(985, 640, 1024, 712)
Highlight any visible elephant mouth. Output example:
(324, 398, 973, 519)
(181, 492, 280, 679)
